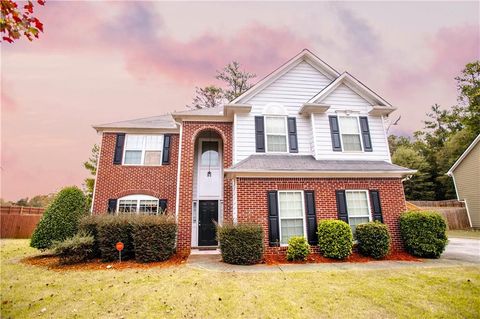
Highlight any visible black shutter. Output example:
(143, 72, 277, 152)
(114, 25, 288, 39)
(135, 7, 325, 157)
(304, 191, 318, 245)
(255, 116, 265, 153)
(359, 117, 373, 152)
(335, 190, 348, 223)
(329, 116, 342, 151)
(113, 133, 125, 164)
(158, 199, 168, 213)
(267, 191, 280, 246)
(370, 190, 383, 222)
(107, 199, 117, 214)
(162, 135, 171, 164)
(287, 117, 298, 153)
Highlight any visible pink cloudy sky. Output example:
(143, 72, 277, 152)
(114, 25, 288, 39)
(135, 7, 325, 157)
(1, 1, 479, 201)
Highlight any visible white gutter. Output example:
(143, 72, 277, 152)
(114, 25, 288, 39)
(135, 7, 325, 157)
(174, 121, 183, 222)
(89, 132, 103, 213)
(224, 169, 417, 179)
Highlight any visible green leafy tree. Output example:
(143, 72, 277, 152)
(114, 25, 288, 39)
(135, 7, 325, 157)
(28, 193, 55, 208)
(392, 146, 435, 200)
(454, 61, 480, 136)
(30, 186, 87, 250)
(83, 144, 99, 209)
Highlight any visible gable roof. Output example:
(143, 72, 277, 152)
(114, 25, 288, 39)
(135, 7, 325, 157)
(447, 134, 480, 174)
(93, 114, 178, 132)
(230, 49, 340, 104)
(307, 72, 392, 107)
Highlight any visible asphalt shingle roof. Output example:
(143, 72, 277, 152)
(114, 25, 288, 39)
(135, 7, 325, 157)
(227, 154, 413, 172)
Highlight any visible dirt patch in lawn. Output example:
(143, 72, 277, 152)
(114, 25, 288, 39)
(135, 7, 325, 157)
(264, 252, 421, 265)
(21, 254, 187, 271)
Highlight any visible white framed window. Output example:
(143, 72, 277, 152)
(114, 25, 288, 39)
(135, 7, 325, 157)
(278, 191, 306, 245)
(117, 195, 160, 214)
(123, 134, 163, 166)
(345, 190, 371, 232)
(265, 116, 288, 152)
(339, 116, 363, 152)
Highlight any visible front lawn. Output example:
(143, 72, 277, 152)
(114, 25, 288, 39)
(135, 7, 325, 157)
(1, 240, 479, 319)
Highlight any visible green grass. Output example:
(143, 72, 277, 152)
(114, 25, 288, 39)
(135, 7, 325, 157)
(1, 239, 480, 319)
(448, 229, 480, 239)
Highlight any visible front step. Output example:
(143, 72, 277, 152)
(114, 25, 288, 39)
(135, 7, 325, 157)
(190, 247, 221, 255)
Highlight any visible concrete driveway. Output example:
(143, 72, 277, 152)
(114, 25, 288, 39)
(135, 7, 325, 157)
(442, 238, 480, 264)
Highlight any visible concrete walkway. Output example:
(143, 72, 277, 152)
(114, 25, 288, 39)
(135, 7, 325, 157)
(187, 238, 480, 273)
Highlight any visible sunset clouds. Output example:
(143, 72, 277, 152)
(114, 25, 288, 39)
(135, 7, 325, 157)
(1, 1, 479, 200)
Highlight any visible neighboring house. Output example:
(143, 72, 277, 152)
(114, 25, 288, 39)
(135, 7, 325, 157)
(447, 134, 480, 229)
(92, 49, 415, 255)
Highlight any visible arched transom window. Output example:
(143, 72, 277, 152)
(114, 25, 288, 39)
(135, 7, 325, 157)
(117, 194, 159, 214)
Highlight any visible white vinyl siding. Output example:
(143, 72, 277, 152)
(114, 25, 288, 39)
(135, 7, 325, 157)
(123, 134, 163, 166)
(313, 84, 390, 161)
(278, 191, 306, 245)
(234, 61, 333, 163)
(345, 190, 371, 232)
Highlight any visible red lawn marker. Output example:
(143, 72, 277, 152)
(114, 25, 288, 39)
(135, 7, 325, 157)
(116, 242, 124, 262)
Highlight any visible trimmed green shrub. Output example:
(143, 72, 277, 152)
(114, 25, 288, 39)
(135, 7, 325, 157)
(286, 236, 310, 261)
(217, 224, 263, 265)
(356, 222, 391, 259)
(30, 186, 87, 250)
(400, 211, 448, 258)
(78, 215, 101, 258)
(97, 215, 135, 261)
(317, 220, 353, 259)
(52, 232, 94, 264)
(132, 215, 177, 263)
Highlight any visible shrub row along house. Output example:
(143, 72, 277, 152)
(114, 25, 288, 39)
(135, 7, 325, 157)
(91, 49, 415, 256)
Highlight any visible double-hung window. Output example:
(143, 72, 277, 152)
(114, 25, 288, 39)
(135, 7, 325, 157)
(123, 135, 163, 165)
(278, 191, 305, 245)
(339, 116, 362, 151)
(345, 190, 371, 232)
(117, 195, 159, 214)
(265, 117, 288, 152)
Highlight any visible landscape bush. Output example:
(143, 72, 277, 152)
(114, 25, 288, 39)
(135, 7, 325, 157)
(217, 223, 263, 265)
(355, 222, 391, 259)
(132, 215, 177, 262)
(317, 220, 353, 259)
(97, 215, 135, 261)
(30, 186, 87, 250)
(400, 211, 448, 258)
(286, 236, 310, 261)
(78, 215, 101, 258)
(52, 232, 94, 264)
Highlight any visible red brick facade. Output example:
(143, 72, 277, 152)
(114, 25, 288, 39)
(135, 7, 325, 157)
(236, 177, 407, 255)
(176, 122, 233, 255)
(92, 133, 179, 215)
(93, 127, 408, 257)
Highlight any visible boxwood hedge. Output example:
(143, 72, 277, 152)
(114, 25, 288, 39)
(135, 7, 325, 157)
(97, 215, 135, 261)
(78, 215, 101, 258)
(286, 236, 310, 261)
(132, 215, 177, 262)
(317, 220, 353, 259)
(356, 221, 391, 259)
(400, 211, 448, 258)
(52, 232, 94, 264)
(217, 224, 263, 265)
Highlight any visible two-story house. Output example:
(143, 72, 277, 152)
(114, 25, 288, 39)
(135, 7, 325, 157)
(92, 49, 415, 256)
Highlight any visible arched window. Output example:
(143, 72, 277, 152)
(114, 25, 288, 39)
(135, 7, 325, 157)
(117, 195, 159, 214)
(263, 103, 288, 153)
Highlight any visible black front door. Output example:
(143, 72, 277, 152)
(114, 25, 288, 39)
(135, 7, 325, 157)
(198, 200, 218, 246)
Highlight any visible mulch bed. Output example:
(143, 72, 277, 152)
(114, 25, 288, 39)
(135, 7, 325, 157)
(21, 254, 187, 271)
(264, 251, 421, 265)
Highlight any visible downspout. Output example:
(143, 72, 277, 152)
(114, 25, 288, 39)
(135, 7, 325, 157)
(174, 121, 183, 223)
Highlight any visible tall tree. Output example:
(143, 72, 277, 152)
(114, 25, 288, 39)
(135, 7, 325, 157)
(454, 60, 480, 136)
(216, 61, 256, 101)
(187, 85, 224, 109)
(187, 61, 256, 109)
(83, 144, 99, 209)
(1, 0, 45, 43)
